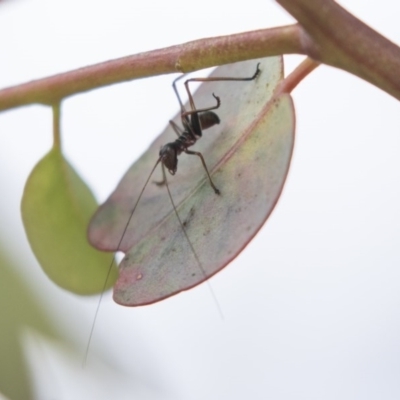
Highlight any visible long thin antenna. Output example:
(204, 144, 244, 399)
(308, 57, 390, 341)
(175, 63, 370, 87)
(83, 157, 162, 367)
(82, 64, 261, 364)
(162, 164, 224, 319)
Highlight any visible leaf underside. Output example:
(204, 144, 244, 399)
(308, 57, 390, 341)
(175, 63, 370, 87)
(88, 57, 295, 306)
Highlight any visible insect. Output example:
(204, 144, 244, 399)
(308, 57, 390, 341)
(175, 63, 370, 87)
(155, 62, 260, 195)
(100, 62, 262, 264)
(84, 63, 262, 364)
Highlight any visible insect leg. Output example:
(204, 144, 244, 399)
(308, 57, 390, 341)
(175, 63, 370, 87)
(173, 74, 221, 119)
(184, 149, 220, 195)
(172, 74, 187, 112)
(153, 173, 167, 187)
(181, 93, 221, 120)
(185, 63, 261, 110)
(169, 120, 184, 138)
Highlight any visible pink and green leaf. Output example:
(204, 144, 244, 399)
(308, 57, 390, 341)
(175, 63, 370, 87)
(89, 57, 295, 305)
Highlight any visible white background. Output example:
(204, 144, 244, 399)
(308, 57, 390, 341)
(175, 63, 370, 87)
(1, 0, 400, 399)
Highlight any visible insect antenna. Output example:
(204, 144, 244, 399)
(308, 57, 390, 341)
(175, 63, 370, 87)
(161, 163, 224, 319)
(83, 156, 162, 367)
(83, 63, 261, 364)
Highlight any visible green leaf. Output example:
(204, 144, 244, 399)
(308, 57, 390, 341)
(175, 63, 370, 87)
(0, 249, 58, 400)
(21, 148, 117, 295)
(89, 57, 295, 305)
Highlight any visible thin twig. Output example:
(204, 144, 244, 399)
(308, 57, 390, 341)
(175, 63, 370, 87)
(2, 0, 400, 112)
(0, 25, 302, 111)
(277, 57, 320, 94)
(52, 103, 61, 150)
(276, 0, 400, 100)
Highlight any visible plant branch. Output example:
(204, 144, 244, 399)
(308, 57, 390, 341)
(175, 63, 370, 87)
(0, 25, 302, 111)
(52, 103, 61, 149)
(277, 58, 320, 95)
(1, 0, 400, 113)
(276, 0, 400, 100)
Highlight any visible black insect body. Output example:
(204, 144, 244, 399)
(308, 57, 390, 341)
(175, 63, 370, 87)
(156, 92, 222, 193)
(154, 63, 261, 195)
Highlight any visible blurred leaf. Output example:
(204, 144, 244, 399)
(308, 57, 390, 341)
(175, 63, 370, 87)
(0, 250, 57, 400)
(21, 148, 117, 295)
(89, 57, 295, 305)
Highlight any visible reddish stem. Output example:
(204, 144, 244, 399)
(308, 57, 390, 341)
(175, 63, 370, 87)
(277, 57, 320, 94)
(0, 26, 301, 111)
